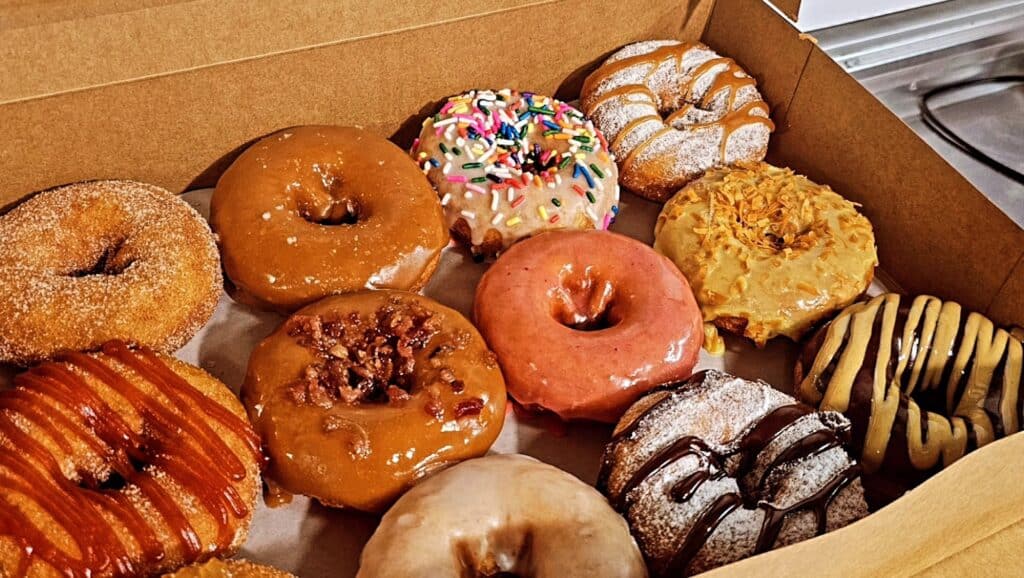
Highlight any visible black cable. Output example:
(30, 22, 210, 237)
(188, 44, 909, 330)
(917, 75, 1024, 185)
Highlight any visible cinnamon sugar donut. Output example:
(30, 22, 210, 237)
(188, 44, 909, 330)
(414, 89, 620, 256)
(796, 294, 1024, 503)
(358, 454, 646, 578)
(0, 180, 221, 365)
(211, 126, 449, 312)
(654, 163, 877, 350)
(581, 40, 774, 202)
(601, 370, 869, 576)
(242, 291, 506, 512)
(164, 559, 295, 578)
(0, 342, 263, 577)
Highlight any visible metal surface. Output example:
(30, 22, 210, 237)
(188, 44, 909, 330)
(812, 0, 1024, 226)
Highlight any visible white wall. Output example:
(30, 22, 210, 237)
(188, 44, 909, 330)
(797, 0, 946, 30)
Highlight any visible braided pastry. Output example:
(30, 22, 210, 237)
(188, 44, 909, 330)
(581, 40, 774, 202)
(600, 370, 868, 576)
(796, 293, 1024, 502)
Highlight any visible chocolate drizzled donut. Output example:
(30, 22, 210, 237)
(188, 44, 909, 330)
(599, 370, 868, 576)
(796, 293, 1024, 504)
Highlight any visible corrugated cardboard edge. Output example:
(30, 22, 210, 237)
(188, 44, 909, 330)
(764, 0, 800, 21)
(701, 433, 1024, 577)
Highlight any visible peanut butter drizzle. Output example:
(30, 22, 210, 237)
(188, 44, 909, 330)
(798, 294, 1024, 473)
(0, 342, 262, 577)
(586, 42, 774, 169)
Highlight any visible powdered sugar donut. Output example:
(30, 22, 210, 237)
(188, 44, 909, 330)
(581, 40, 774, 202)
(414, 89, 620, 257)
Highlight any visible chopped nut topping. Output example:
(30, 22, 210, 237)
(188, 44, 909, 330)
(454, 398, 484, 419)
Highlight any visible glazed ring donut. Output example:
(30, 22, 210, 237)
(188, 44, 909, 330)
(241, 290, 506, 512)
(164, 559, 295, 578)
(654, 163, 877, 350)
(474, 230, 703, 422)
(0, 180, 221, 365)
(581, 40, 774, 202)
(414, 89, 620, 256)
(358, 454, 647, 578)
(211, 126, 449, 312)
(0, 342, 263, 577)
(796, 293, 1024, 503)
(601, 370, 869, 576)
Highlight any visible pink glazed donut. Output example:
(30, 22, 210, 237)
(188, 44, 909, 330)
(474, 230, 702, 422)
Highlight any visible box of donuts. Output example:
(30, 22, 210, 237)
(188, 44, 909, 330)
(1, 0, 1023, 576)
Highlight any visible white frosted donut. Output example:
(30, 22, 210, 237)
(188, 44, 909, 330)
(357, 454, 647, 577)
(581, 40, 774, 202)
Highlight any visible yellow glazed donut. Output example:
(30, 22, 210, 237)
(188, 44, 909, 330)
(654, 163, 877, 350)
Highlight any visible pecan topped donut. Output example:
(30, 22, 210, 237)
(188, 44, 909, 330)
(241, 291, 506, 512)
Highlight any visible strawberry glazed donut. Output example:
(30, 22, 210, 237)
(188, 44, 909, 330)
(473, 230, 703, 422)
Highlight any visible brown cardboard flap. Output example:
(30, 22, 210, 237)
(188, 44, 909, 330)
(703, 432, 1024, 577)
(766, 47, 1024, 327)
(0, 0, 692, 204)
(764, 0, 800, 21)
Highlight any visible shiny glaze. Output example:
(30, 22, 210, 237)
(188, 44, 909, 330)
(211, 126, 449, 312)
(241, 291, 506, 513)
(473, 230, 703, 423)
(0, 342, 261, 577)
(797, 293, 1024, 487)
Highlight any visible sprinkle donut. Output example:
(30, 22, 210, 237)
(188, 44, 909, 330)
(414, 89, 619, 257)
(211, 126, 449, 312)
(0, 180, 222, 366)
(474, 230, 703, 422)
(581, 40, 774, 202)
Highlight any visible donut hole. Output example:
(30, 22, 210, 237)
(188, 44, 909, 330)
(78, 453, 148, 492)
(551, 267, 621, 332)
(300, 197, 362, 226)
(68, 240, 134, 277)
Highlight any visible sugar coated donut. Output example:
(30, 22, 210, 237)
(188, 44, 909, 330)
(0, 180, 221, 365)
(358, 454, 646, 578)
(211, 126, 449, 312)
(796, 293, 1024, 503)
(241, 290, 506, 512)
(474, 230, 702, 422)
(581, 40, 774, 202)
(414, 89, 620, 256)
(164, 559, 295, 578)
(601, 370, 868, 576)
(0, 342, 263, 577)
(654, 163, 876, 351)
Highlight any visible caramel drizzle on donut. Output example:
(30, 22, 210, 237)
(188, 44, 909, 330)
(0, 342, 262, 577)
(798, 294, 1024, 473)
(610, 388, 859, 576)
(584, 43, 775, 170)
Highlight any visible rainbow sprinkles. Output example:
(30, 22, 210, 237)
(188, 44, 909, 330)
(413, 89, 620, 255)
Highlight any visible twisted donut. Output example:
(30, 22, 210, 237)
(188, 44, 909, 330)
(600, 370, 868, 576)
(0, 342, 262, 577)
(796, 293, 1024, 502)
(581, 40, 774, 202)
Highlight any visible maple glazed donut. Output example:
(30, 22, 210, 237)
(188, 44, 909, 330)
(0, 342, 263, 578)
(796, 293, 1024, 503)
(357, 454, 647, 578)
(211, 126, 449, 312)
(414, 89, 620, 256)
(581, 40, 774, 202)
(655, 163, 877, 351)
(0, 180, 221, 366)
(241, 290, 506, 512)
(601, 370, 869, 576)
(474, 230, 703, 422)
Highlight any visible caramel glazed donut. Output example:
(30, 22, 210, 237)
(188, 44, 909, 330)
(796, 293, 1024, 503)
(211, 125, 449, 312)
(0, 180, 222, 366)
(163, 559, 295, 578)
(242, 290, 506, 512)
(581, 40, 774, 202)
(0, 342, 263, 578)
(601, 370, 868, 576)
(358, 454, 647, 578)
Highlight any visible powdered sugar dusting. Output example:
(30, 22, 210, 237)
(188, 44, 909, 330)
(0, 180, 222, 364)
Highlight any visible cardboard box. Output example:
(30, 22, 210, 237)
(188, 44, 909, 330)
(2, 0, 1023, 575)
